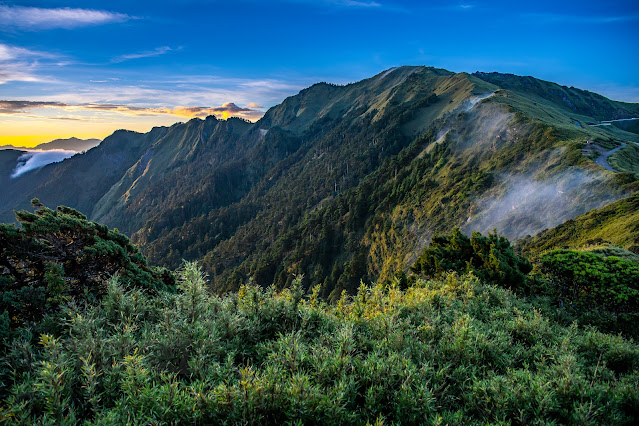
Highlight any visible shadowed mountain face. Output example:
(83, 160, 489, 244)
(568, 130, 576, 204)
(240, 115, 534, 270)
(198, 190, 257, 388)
(1, 66, 638, 296)
(0, 149, 26, 182)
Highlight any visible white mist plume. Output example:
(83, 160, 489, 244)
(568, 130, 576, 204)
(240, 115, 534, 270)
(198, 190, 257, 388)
(440, 101, 625, 241)
(463, 92, 495, 112)
(465, 165, 624, 240)
(11, 149, 76, 178)
(445, 102, 514, 153)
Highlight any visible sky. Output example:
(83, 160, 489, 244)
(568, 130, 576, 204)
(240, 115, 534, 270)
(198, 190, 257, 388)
(1, 0, 638, 147)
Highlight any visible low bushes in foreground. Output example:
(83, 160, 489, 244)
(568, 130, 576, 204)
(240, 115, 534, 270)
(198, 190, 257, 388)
(539, 249, 639, 336)
(2, 263, 638, 425)
(413, 229, 639, 339)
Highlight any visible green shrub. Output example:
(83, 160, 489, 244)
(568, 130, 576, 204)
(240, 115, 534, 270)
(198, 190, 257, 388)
(0, 200, 175, 332)
(539, 249, 639, 336)
(412, 228, 533, 290)
(1, 266, 637, 424)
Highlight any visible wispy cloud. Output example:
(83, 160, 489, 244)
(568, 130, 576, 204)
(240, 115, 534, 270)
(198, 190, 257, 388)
(524, 13, 639, 24)
(161, 103, 263, 120)
(0, 99, 265, 121)
(34, 75, 306, 111)
(81, 101, 264, 120)
(112, 46, 176, 63)
(0, 65, 42, 84)
(0, 44, 55, 61)
(0, 43, 62, 84)
(0, 100, 67, 113)
(0, 5, 132, 30)
(0, 49, 307, 118)
(334, 0, 381, 7)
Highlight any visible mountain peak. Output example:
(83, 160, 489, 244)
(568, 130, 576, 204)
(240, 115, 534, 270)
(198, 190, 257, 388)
(1, 67, 638, 297)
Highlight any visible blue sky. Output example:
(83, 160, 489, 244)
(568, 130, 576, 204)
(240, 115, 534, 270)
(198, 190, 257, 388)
(1, 0, 638, 146)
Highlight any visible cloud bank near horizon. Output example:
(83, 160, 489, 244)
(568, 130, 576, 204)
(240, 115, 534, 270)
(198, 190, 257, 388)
(11, 150, 77, 178)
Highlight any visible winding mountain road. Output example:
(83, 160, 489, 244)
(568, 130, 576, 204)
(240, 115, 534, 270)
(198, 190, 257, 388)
(595, 142, 626, 171)
(582, 139, 627, 172)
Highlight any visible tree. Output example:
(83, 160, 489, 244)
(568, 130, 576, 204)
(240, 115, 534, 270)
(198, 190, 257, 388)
(540, 249, 639, 335)
(411, 228, 532, 290)
(0, 199, 174, 330)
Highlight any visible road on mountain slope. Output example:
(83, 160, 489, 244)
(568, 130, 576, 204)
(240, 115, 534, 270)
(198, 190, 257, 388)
(588, 117, 639, 127)
(582, 140, 627, 172)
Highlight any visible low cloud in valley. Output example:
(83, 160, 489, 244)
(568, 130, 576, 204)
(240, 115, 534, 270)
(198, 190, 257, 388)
(11, 150, 76, 178)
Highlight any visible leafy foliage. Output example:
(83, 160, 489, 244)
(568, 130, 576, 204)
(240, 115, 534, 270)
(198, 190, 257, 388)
(412, 228, 533, 290)
(2, 265, 638, 424)
(411, 230, 639, 339)
(0, 200, 174, 332)
(539, 249, 639, 336)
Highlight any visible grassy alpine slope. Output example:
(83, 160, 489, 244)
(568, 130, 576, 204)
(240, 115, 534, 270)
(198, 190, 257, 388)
(518, 192, 639, 259)
(2, 263, 638, 425)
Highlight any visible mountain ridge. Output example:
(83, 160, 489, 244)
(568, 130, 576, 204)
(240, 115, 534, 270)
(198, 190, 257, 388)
(0, 137, 101, 152)
(1, 65, 637, 296)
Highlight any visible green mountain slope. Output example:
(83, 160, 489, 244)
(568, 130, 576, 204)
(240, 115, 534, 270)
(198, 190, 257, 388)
(473, 72, 639, 123)
(518, 192, 639, 259)
(0, 149, 24, 181)
(1, 66, 638, 297)
(91, 117, 256, 235)
(0, 128, 168, 222)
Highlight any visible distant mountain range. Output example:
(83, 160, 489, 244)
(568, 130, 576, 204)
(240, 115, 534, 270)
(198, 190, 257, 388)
(1, 66, 638, 297)
(0, 137, 101, 152)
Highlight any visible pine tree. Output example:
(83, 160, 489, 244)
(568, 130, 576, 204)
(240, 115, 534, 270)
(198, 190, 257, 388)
(0, 199, 175, 330)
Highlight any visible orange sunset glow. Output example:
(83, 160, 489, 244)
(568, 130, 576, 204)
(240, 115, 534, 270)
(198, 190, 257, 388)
(0, 102, 266, 147)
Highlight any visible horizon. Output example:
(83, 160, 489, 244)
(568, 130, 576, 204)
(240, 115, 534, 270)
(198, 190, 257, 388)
(1, 0, 638, 147)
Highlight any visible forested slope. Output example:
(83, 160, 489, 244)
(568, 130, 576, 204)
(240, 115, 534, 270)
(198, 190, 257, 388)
(1, 66, 638, 297)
